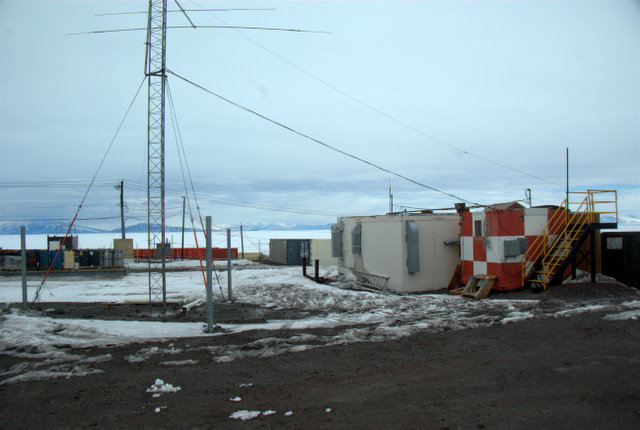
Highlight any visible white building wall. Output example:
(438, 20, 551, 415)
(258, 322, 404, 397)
(311, 239, 339, 267)
(524, 207, 551, 236)
(336, 213, 461, 293)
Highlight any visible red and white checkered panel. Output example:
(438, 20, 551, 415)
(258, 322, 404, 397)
(460, 207, 565, 291)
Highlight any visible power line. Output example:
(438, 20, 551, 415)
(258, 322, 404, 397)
(120, 178, 355, 218)
(193, 2, 561, 188)
(168, 70, 483, 207)
(31, 77, 146, 304)
(0, 179, 123, 188)
(0, 216, 122, 222)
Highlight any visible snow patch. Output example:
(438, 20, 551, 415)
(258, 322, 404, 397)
(158, 359, 198, 366)
(500, 311, 535, 324)
(562, 270, 626, 286)
(229, 410, 261, 421)
(125, 346, 183, 363)
(0, 365, 103, 385)
(146, 379, 181, 395)
(603, 310, 640, 321)
(554, 305, 610, 318)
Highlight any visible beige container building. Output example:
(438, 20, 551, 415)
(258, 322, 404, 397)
(333, 212, 461, 293)
(113, 238, 134, 259)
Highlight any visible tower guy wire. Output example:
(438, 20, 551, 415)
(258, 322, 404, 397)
(32, 76, 147, 304)
(167, 69, 484, 207)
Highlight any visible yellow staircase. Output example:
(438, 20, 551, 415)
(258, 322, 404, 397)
(521, 190, 618, 290)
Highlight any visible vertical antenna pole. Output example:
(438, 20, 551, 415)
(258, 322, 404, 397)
(566, 147, 569, 225)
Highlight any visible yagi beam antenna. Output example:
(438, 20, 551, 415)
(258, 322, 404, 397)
(95, 9, 276, 17)
(67, 26, 331, 36)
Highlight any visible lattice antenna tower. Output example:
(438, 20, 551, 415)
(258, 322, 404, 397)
(145, 0, 168, 314)
(138, 0, 325, 314)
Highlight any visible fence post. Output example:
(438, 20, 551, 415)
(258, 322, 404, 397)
(205, 216, 214, 333)
(21, 226, 27, 310)
(227, 228, 233, 302)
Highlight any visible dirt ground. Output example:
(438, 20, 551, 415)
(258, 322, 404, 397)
(1, 283, 640, 429)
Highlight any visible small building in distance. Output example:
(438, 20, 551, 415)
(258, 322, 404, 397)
(269, 238, 338, 267)
(113, 238, 134, 259)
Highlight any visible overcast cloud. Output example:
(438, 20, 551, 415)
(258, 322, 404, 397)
(1, 0, 638, 232)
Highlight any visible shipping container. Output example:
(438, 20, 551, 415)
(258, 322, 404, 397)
(269, 239, 311, 265)
(601, 231, 640, 288)
(49, 250, 63, 268)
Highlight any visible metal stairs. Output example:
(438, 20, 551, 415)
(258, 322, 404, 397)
(522, 190, 618, 290)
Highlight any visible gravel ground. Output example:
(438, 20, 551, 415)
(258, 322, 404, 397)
(1, 282, 639, 429)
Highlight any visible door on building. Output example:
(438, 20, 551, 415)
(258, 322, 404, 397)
(287, 240, 311, 265)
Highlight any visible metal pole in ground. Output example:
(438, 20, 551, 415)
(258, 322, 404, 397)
(240, 223, 245, 259)
(205, 216, 214, 333)
(227, 228, 233, 302)
(181, 196, 186, 260)
(20, 226, 27, 310)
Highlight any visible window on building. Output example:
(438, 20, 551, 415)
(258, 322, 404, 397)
(474, 220, 483, 237)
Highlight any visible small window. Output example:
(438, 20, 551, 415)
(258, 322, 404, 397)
(607, 237, 623, 250)
(474, 220, 483, 237)
(504, 238, 528, 258)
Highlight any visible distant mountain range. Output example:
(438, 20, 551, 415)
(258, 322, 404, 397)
(0, 221, 332, 235)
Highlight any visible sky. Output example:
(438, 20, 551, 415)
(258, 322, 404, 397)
(1, 0, 639, 234)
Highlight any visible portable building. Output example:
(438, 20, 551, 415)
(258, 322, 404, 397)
(47, 235, 78, 251)
(269, 239, 311, 265)
(113, 238, 134, 259)
(460, 203, 566, 290)
(333, 212, 460, 293)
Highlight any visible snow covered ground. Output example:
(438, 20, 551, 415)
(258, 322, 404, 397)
(1, 265, 639, 385)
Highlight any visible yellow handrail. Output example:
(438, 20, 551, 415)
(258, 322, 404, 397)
(520, 200, 570, 287)
(520, 190, 617, 288)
